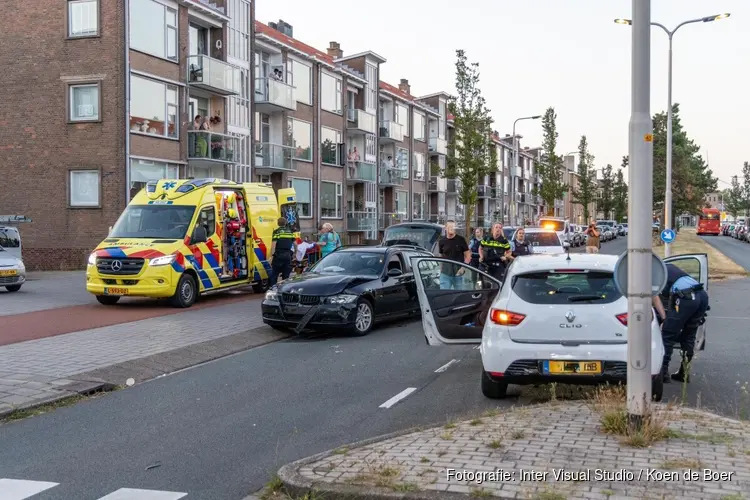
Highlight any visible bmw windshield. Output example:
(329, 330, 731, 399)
(382, 225, 442, 251)
(309, 251, 385, 276)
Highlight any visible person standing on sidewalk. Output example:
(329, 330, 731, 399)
(468, 227, 483, 268)
(479, 222, 512, 281)
(269, 217, 296, 286)
(317, 223, 341, 259)
(584, 222, 600, 254)
(437, 220, 471, 290)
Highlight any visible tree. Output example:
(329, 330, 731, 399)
(612, 168, 628, 223)
(598, 164, 614, 219)
(742, 161, 750, 215)
(533, 107, 566, 214)
(571, 135, 596, 222)
(652, 103, 717, 226)
(444, 50, 497, 236)
(725, 176, 744, 219)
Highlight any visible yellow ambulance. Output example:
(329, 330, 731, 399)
(86, 178, 298, 307)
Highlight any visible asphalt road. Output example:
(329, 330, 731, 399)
(700, 233, 750, 272)
(0, 233, 746, 499)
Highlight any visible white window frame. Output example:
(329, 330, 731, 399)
(320, 71, 343, 114)
(365, 64, 377, 112)
(397, 103, 409, 136)
(69, 169, 101, 207)
(413, 152, 425, 181)
(288, 177, 313, 218)
(413, 111, 425, 141)
(227, 0, 250, 63)
(321, 126, 342, 166)
(288, 118, 313, 162)
(68, 0, 99, 38)
(365, 134, 377, 163)
(321, 181, 343, 219)
(413, 192, 425, 220)
(396, 147, 409, 178)
(130, 74, 179, 139)
(69, 83, 100, 122)
(395, 190, 408, 216)
(289, 57, 312, 105)
(129, 0, 178, 62)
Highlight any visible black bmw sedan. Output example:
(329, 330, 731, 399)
(261, 246, 431, 335)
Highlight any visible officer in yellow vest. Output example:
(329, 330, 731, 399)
(269, 217, 296, 286)
(479, 222, 512, 280)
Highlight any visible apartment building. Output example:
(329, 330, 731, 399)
(561, 155, 597, 224)
(0, 0, 254, 270)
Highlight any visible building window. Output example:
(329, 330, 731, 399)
(321, 72, 342, 114)
(321, 181, 342, 218)
(68, 0, 99, 37)
(413, 152, 425, 180)
(130, 75, 178, 138)
(396, 190, 408, 216)
(413, 111, 425, 141)
(69, 169, 100, 207)
(413, 192, 425, 220)
(365, 64, 377, 111)
(288, 58, 311, 105)
(228, 69, 249, 129)
(129, 159, 180, 199)
(289, 178, 312, 218)
(287, 118, 312, 161)
(130, 0, 178, 62)
(321, 127, 341, 166)
(396, 148, 409, 178)
(227, 0, 250, 62)
(69, 83, 100, 122)
(396, 103, 409, 136)
(365, 134, 376, 163)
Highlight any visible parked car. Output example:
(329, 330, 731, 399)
(620, 223, 629, 235)
(0, 244, 26, 292)
(411, 252, 709, 402)
(512, 228, 568, 254)
(597, 225, 611, 242)
(569, 225, 584, 247)
(261, 245, 432, 335)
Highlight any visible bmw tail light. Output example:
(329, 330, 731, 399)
(490, 309, 526, 326)
(616, 313, 628, 326)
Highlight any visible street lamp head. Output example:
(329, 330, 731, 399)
(531, 115, 541, 119)
(614, 18, 632, 25)
(703, 13, 730, 22)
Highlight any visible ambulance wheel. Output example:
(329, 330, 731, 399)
(252, 278, 269, 294)
(6, 285, 22, 292)
(96, 295, 120, 305)
(170, 274, 197, 308)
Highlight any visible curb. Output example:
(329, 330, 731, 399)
(0, 380, 116, 420)
(277, 426, 514, 500)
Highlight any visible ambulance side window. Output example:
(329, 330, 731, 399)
(198, 207, 216, 238)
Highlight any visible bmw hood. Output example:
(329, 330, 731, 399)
(275, 273, 375, 296)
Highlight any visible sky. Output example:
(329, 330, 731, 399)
(255, 0, 748, 188)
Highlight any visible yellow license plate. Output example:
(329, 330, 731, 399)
(546, 361, 601, 375)
(0, 270, 18, 276)
(103, 287, 129, 295)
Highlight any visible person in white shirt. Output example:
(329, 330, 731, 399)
(294, 235, 316, 273)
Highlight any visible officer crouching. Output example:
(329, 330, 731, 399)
(652, 263, 709, 383)
(479, 222, 512, 280)
(269, 217, 296, 286)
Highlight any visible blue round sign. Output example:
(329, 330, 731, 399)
(660, 229, 676, 243)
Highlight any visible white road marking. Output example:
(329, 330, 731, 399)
(97, 489, 187, 500)
(434, 359, 459, 372)
(379, 388, 417, 408)
(0, 479, 59, 500)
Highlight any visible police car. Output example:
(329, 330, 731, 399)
(410, 252, 708, 402)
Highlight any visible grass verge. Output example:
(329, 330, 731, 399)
(0, 385, 119, 424)
(654, 227, 747, 280)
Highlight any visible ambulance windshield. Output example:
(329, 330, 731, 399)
(110, 205, 196, 239)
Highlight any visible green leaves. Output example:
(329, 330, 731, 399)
(571, 135, 597, 222)
(598, 164, 614, 220)
(613, 168, 627, 223)
(535, 107, 566, 214)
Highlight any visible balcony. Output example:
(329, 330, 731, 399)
(477, 185, 491, 198)
(347, 109, 377, 135)
(346, 162, 377, 184)
(510, 167, 522, 178)
(522, 169, 530, 180)
(255, 77, 296, 113)
(379, 121, 404, 144)
(515, 192, 526, 204)
(253, 142, 297, 172)
(347, 212, 378, 232)
(187, 55, 240, 96)
(428, 176, 447, 192)
(183, 0, 229, 20)
(188, 130, 239, 167)
(428, 136, 448, 156)
(379, 167, 405, 187)
(379, 212, 407, 229)
(534, 173, 542, 183)
(447, 178, 461, 195)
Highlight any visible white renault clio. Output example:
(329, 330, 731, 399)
(412, 251, 709, 402)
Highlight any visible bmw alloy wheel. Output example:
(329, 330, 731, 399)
(354, 302, 373, 334)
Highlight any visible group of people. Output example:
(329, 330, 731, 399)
(437, 221, 532, 289)
(268, 220, 342, 286)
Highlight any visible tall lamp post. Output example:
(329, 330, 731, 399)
(615, 13, 731, 257)
(511, 115, 541, 225)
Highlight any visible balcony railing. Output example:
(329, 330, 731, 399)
(447, 179, 461, 194)
(378, 167, 405, 187)
(253, 142, 297, 172)
(346, 161, 377, 183)
(347, 109, 377, 134)
(379, 212, 407, 229)
(477, 185, 490, 198)
(428, 136, 448, 156)
(347, 212, 378, 232)
(187, 55, 240, 96)
(510, 167, 523, 178)
(255, 77, 296, 113)
(188, 130, 238, 164)
(428, 176, 447, 192)
(379, 120, 404, 143)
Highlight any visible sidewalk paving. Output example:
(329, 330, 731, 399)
(278, 401, 750, 500)
(0, 299, 288, 418)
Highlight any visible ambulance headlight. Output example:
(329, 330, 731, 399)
(88, 253, 97, 266)
(150, 254, 177, 267)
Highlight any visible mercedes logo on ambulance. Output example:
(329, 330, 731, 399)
(110, 260, 123, 272)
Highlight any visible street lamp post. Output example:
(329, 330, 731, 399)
(511, 115, 541, 225)
(615, 13, 730, 257)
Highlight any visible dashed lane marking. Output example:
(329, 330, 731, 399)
(434, 359, 459, 372)
(379, 387, 417, 409)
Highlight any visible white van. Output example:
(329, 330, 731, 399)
(538, 217, 572, 245)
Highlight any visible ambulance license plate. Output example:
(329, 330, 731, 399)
(0, 270, 18, 276)
(103, 287, 128, 295)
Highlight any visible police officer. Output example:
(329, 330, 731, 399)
(269, 217, 296, 286)
(479, 222, 512, 280)
(652, 263, 709, 383)
(510, 227, 533, 257)
(468, 227, 484, 268)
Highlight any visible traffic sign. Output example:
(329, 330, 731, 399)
(613, 251, 668, 297)
(660, 228, 675, 243)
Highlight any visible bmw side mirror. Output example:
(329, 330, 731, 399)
(387, 268, 402, 278)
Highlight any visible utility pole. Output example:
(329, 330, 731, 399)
(627, 0, 654, 426)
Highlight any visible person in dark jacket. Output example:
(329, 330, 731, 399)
(510, 227, 533, 257)
(479, 222, 512, 280)
(468, 227, 483, 268)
